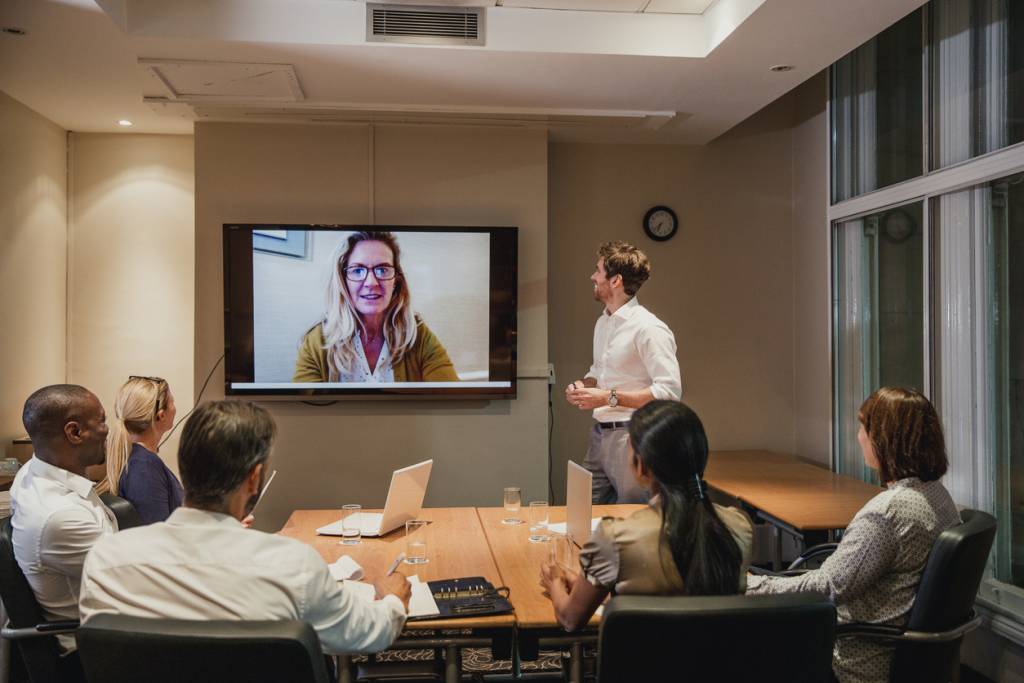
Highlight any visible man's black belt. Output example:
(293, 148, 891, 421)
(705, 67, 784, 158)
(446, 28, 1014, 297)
(598, 421, 629, 430)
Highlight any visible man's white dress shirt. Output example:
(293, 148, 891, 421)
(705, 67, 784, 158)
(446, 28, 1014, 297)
(586, 296, 682, 422)
(10, 456, 118, 652)
(79, 507, 406, 655)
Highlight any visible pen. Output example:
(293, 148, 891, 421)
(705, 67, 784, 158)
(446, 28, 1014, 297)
(251, 470, 277, 513)
(386, 553, 406, 576)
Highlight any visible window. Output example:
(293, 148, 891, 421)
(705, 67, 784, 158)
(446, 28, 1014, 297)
(831, 9, 923, 203)
(930, 0, 1024, 169)
(832, 203, 925, 480)
(830, 0, 1024, 624)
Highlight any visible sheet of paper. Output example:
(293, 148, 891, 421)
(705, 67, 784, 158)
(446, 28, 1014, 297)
(547, 517, 600, 535)
(329, 555, 364, 581)
(406, 575, 440, 618)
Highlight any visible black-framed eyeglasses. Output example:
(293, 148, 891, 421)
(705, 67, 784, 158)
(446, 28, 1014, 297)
(344, 264, 397, 282)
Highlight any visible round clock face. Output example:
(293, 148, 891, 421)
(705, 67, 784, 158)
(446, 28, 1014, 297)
(644, 206, 678, 242)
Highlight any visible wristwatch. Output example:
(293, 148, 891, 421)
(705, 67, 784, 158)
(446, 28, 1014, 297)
(608, 389, 619, 408)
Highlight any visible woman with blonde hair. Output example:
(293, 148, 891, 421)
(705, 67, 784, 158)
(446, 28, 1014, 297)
(106, 376, 183, 524)
(293, 230, 459, 383)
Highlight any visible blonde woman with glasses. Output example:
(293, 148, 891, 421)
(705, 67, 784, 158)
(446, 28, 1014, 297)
(106, 376, 183, 524)
(293, 231, 459, 383)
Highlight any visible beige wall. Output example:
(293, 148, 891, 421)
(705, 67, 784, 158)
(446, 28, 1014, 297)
(0, 92, 67, 457)
(195, 123, 549, 531)
(791, 72, 831, 466)
(549, 89, 819, 498)
(68, 133, 195, 475)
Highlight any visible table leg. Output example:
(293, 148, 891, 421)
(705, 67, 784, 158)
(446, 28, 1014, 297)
(336, 654, 352, 683)
(444, 644, 461, 683)
(568, 641, 583, 683)
(773, 525, 783, 571)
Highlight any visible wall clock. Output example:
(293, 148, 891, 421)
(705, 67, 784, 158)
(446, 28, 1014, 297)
(643, 205, 678, 242)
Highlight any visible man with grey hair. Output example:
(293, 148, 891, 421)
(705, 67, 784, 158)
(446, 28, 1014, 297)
(12, 384, 116, 664)
(79, 400, 410, 654)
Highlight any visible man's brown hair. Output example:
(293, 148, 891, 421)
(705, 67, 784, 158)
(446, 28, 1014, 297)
(598, 241, 651, 296)
(858, 387, 948, 484)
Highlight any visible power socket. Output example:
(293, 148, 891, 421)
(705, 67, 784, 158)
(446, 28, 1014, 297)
(547, 363, 556, 386)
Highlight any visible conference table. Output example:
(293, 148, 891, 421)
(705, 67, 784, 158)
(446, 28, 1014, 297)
(284, 453, 879, 681)
(704, 450, 882, 568)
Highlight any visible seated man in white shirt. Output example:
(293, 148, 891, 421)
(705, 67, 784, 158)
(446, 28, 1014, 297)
(11, 384, 117, 664)
(79, 399, 411, 655)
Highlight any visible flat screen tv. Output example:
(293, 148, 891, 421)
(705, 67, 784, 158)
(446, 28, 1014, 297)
(223, 225, 517, 399)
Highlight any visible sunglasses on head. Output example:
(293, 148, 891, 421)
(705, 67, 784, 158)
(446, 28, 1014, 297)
(129, 376, 168, 416)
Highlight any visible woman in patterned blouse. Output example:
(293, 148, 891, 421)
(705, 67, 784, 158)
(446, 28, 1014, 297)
(747, 387, 961, 683)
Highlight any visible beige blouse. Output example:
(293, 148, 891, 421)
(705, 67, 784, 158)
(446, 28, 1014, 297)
(579, 502, 754, 595)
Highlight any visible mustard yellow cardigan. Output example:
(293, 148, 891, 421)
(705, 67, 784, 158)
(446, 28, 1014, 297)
(292, 320, 459, 383)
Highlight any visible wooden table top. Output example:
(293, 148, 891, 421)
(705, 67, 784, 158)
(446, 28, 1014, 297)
(281, 507, 514, 630)
(704, 450, 881, 531)
(477, 505, 642, 630)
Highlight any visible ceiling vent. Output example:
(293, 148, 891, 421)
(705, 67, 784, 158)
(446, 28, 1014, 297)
(366, 3, 484, 46)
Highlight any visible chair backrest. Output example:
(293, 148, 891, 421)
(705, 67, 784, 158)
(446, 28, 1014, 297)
(77, 614, 331, 683)
(889, 508, 997, 682)
(597, 593, 836, 683)
(0, 516, 66, 683)
(97, 492, 143, 530)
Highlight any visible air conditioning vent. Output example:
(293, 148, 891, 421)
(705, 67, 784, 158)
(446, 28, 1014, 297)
(367, 4, 484, 46)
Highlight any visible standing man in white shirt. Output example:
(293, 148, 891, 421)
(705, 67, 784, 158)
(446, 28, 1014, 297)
(12, 384, 117, 662)
(79, 399, 411, 655)
(566, 241, 682, 503)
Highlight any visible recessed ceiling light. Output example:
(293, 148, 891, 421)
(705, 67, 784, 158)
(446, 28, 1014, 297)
(769, 64, 795, 73)
(1, 27, 27, 36)
(117, 120, 134, 127)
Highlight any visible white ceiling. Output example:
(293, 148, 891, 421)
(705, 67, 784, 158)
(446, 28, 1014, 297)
(0, 0, 927, 144)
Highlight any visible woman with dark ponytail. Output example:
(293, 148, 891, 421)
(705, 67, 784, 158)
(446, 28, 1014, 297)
(540, 400, 753, 631)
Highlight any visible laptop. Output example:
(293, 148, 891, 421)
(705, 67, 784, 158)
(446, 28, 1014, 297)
(547, 460, 598, 547)
(316, 459, 433, 537)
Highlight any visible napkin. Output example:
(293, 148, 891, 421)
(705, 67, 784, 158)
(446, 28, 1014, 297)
(328, 555, 364, 581)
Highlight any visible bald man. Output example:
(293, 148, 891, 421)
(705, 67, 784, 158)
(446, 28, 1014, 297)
(11, 384, 117, 659)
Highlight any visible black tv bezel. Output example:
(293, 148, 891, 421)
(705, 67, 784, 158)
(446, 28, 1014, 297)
(223, 224, 518, 400)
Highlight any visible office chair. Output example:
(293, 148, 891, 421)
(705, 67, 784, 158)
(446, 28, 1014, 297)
(596, 593, 836, 683)
(76, 614, 331, 683)
(0, 516, 81, 683)
(834, 509, 997, 683)
(98, 492, 142, 530)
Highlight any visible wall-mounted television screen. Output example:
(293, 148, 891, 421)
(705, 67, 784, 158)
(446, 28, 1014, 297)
(223, 225, 517, 399)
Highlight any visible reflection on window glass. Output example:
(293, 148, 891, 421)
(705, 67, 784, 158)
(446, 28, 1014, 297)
(831, 9, 923, 203)
(833, 203, 925, 481)
(992, 172, 1024, 588)
(931, 0, 1024, 169)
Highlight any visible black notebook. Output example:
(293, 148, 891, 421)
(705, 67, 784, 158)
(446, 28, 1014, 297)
(406, 576, 513, 621)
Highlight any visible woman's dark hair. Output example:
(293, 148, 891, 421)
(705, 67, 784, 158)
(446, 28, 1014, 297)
(628, 400, 742, 596)
(858, 387, 948, 484)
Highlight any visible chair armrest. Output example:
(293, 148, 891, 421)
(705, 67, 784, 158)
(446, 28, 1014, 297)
(836, 613, 981, 644)
(2, 620, 80, 641)
(787, 543, 840, 571)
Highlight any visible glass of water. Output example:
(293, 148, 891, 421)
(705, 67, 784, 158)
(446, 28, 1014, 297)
(548, 532, 575, 571)
(502, 487, 523, 525)
(529, 501, 550, 543)
(405, 520, 429, 565)
(340, 503, 362, 545)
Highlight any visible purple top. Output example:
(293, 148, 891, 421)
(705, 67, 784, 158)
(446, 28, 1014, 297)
(118, 443, 184, 525)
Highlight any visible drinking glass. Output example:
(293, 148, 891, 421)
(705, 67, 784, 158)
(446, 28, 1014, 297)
(528, 501, 550, 542)
(548, 532, 575, 571)
(502, 487, 523, 525)
(404, 520, 429, 565)
(340, 503, 362, 545)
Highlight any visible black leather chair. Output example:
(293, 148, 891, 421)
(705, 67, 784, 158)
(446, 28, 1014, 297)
(98, 492, 143, 530)
(596, 593, 836, 682)
(76, 614, 331, 683)
(835, 508, 997, 683)
(0, 516, 81, 683)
